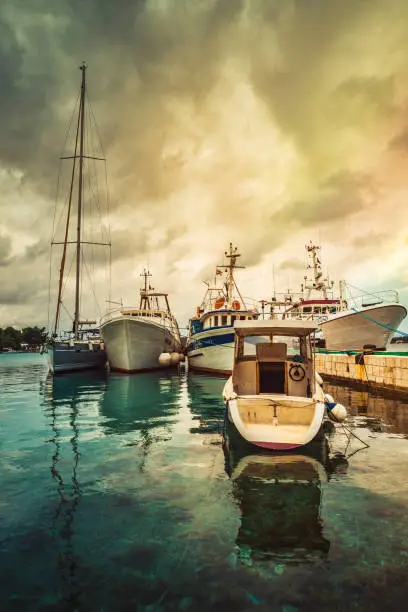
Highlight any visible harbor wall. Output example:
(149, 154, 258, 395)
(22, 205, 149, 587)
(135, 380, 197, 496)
(315, 351, 408, 395)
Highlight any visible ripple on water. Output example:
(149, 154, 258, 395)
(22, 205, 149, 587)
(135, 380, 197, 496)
(1, 356, 408, 610)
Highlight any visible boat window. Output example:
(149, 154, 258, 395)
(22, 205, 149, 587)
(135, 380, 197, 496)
(330, 306, 337, 313)
(243, 335, 269, 356)
(214, 315, 219, 327)
(221, 315, 228, 326)
(240, 315, 246, 320)
(303, 307, 312, 313)
(313, 307, 321, 314)
(231, 315, 236, 326)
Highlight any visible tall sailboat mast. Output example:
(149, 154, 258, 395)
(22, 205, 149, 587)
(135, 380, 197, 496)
(73, 62, 87, 340)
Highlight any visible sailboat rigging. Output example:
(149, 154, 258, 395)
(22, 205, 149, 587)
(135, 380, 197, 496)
(45, 62, 110, 373)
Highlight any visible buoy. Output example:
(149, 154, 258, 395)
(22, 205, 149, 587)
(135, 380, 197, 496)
(158, 352, 172, 366)
(170, 352, 180, 365)
(324, 394, 347, 423)
(214, 297, 225, 309)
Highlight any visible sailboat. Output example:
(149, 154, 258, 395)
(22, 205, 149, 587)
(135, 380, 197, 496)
(45, 63, 109, 373)
(186, 243, 258, 375)
(100, 269, 182, 372)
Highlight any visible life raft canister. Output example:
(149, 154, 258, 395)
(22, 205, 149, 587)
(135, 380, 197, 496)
(214, 297, 225, 309)
(232, 300, 240, 310)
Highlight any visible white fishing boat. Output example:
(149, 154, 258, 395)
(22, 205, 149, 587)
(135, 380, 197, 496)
(186, 243, 258, 375)
(100, 270, 182, 373)
(265, 242, 407, 351)
(223, 320, 346, 450)
(45, 63, 109, 374)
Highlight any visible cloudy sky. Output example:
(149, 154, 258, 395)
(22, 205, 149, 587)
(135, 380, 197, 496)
(2, 0, 408, 332)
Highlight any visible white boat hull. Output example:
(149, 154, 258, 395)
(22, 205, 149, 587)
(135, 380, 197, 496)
(101, 317, 181, 372)
(47, 342, 106, 374)
(187, 327, 235, 375)
(226, 395, 325, 451)
(320, 303, 407, 351)
(187, 327, 264, 375)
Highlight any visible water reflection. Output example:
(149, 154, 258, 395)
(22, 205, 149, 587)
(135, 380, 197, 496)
(99, 371, 181, 436)
(324, 382, 408, 436)
(43, 373, 94, 608)
(187, 373, 226, 435)
(224, 426, 349, 566)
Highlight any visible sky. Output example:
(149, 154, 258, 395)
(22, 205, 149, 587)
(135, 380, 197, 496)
(2, 0, 408, 332)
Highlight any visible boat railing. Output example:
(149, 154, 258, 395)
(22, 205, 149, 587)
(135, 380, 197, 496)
(100, 307, 177, 330)
(344, 287, 399, 309)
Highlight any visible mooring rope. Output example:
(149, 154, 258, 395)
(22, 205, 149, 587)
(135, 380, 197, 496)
(351, 307, 408, 337)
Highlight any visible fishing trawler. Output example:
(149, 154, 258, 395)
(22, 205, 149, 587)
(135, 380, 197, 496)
(222, 319, 345, 450)
(265, 242, 407, 351)
(46, 63, 108, 373)
(186, 243, 258, 375)
(100, 270, 182, 372)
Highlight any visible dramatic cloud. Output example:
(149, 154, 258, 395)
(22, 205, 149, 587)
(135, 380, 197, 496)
(2, 0, 408, 330)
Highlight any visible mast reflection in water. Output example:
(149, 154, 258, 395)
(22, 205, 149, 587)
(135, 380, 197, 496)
(44, 373, 104, 608)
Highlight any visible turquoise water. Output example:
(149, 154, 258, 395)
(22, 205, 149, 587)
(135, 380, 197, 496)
(1, 354, 408, 611)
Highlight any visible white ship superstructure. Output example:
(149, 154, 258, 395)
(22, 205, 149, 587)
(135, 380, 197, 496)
(266, 242, 407, 351)
(187, 244, 258, 375)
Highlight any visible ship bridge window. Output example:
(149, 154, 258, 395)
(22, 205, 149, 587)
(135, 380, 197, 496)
(221, 315, 228, 326)
(214, 315, 219, 327)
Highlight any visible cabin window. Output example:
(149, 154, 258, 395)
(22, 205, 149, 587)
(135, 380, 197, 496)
(303, 307, 312, 313)
(330, 306, 337, 313)
(313, 307, 321, 314)
(214, 315, 218, 327)
(231, 315, 236, 326)
(221, 315, 228, 326)
(240, 315, 246, 320)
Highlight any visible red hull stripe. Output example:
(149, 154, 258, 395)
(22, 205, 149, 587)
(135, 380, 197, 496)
(110, 365, 176, 374)
(253, 441, 302, 450)
(188, 365, 231, 376)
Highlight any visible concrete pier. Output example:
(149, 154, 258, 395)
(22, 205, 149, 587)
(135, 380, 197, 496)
(315, 350, 408, 395)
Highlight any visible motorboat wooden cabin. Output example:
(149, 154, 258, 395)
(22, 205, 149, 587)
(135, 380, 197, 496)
(223, 320, 326, 450)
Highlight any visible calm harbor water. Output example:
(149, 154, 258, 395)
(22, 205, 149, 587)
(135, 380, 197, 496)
(1, 354, 408, 611)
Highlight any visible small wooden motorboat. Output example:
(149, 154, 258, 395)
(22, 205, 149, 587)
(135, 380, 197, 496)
(223, 320, 337, 450)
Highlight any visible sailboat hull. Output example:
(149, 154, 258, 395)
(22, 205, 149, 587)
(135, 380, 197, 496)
(320, 303, 407, 351)
(47, 342, 107, 374)
(101, 317, 181, 372)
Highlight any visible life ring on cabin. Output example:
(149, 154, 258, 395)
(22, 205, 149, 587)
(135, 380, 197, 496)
(289, 364, 306, 382)
(214, 297, 225, 309)
(232, 300, 240, 310)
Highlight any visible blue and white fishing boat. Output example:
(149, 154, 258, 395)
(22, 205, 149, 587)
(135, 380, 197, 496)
(186, 243, 258, 375)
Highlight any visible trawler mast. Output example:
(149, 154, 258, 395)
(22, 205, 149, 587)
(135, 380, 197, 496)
(219, 243, 247, 308)
(303, 242, 334, 300)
